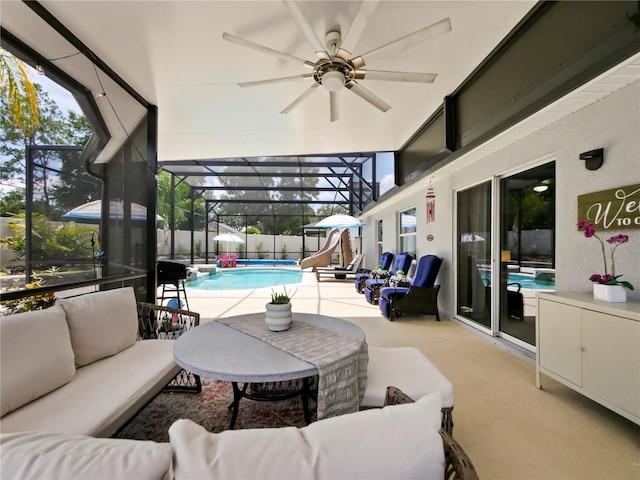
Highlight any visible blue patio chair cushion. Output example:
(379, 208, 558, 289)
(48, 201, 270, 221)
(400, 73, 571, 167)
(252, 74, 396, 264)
(411, 255, 442, 288)
(364, 287, 375, 304)
(390, 252, 413, 276)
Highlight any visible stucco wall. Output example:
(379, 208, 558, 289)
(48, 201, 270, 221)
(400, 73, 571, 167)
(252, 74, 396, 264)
(361, 79, 640, 318)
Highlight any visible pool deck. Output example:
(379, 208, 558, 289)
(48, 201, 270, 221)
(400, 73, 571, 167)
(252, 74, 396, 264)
(178, 270, 380, 323)
(177, 268, 548, 322)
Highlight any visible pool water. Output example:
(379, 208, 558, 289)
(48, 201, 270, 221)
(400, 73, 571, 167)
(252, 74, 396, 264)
(188, 268, 302, 290)
(480, 271, 555, 290)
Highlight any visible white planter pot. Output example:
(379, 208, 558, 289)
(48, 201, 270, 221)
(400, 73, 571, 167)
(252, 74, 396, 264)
(265, 303, 292, 331)
(593, 283, 627, 303)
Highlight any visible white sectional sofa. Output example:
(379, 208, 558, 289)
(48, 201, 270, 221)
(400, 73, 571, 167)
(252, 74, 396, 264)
(0, 287, 477, 480)
(1, 388, 478, 480)
(0, 287, 199, 437)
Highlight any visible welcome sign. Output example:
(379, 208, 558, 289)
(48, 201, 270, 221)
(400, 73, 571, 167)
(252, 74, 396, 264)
(577, 183, 640, 231)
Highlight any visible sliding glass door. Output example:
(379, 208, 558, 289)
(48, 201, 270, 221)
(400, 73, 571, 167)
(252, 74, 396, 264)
(499, 163, 555, 346)
(456, 163, 555, 348)
(456, 182, 492, 329)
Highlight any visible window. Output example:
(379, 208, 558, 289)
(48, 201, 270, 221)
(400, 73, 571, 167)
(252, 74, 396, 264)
(377, 219, 384, 259)
(399, 207, 417, 257)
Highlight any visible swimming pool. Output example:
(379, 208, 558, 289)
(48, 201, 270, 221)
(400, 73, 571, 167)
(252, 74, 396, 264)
(188, 268, 302, 290)
(479, 271, 555, 290)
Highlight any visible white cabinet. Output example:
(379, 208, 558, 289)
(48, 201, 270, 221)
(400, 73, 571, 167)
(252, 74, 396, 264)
(536, 292, 640, 425)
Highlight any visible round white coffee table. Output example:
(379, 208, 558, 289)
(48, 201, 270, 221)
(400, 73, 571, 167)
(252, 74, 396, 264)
(173, 312, 365, 428)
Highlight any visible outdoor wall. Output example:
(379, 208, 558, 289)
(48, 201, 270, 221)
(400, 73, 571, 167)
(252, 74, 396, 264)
(360, 79, 640, 318)
(157, 229, 327, 262)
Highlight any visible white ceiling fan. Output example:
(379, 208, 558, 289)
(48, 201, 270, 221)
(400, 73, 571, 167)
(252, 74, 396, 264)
(222, 1, 451, 122)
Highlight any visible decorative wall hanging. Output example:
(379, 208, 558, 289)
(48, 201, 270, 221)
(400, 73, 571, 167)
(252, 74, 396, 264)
(426, 183, 436, 224)
(577, 183, 640, 231)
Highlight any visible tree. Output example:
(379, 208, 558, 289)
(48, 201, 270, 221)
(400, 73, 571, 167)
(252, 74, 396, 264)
(0, 48, 40, 137)
(0, 85, 93, 218)
(156, 171, 207, 231)
(217, 163, 319, 235)
(315, 204, 348, 218)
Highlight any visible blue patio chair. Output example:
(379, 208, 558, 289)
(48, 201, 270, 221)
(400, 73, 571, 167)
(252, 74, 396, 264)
(378, 254, 443, 321)
(363, 252, 413, 304)
(354, 251, 395, 293)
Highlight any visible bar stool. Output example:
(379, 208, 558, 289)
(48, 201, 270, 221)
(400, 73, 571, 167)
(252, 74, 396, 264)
(157, 260, 189, 310)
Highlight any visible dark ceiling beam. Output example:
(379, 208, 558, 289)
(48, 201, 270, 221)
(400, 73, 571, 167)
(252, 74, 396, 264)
(327, 167, 359, 200)
(216, 199, 349, 205)
(158, 160, 357, 168)
(24, 2, 152, 109)
(197, 186, 347, 192)
(159, 170, 351, 178)
(338, 157, 375, 192)
(396, 1, 640, 185)
(322, 177, 351, 204)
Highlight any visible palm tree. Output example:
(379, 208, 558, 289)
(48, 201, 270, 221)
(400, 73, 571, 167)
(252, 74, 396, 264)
(0, 48, 40, 136)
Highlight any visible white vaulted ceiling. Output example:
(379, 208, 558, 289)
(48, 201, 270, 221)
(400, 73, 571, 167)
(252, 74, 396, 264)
(1, 1, 537, 162)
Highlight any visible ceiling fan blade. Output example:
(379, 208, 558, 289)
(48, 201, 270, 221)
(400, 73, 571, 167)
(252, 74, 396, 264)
(281, 83, 321, 114)
(340, 0, 380, 54)
(359, 70, 437, 83)
(355, 17, 451, 66)
(283, 1, 330, 61)
(222, 32, 315, 68)
(238, 74, 313, 88)
(330, 91, 339, 122)
(346, 81, 391, 113)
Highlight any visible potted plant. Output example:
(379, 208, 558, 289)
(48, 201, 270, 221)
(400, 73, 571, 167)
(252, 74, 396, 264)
(577, 219, 634, 302)
(157, 313, 174, 339)
(265, 286, 296, 331)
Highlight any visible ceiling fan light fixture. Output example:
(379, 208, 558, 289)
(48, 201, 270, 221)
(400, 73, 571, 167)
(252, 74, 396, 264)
(322, 71, 345, 92)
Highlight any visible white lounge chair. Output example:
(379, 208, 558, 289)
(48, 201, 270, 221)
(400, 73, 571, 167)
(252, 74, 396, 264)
(315, 254, 364, 281)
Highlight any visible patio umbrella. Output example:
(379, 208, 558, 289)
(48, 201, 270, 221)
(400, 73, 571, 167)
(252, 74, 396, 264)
(314, 214, 364, 228)
(401, 214, 417, 229)
(212, 232, 245, 255)
(64, 200, 163, 222)
(460, 233, 485, 244)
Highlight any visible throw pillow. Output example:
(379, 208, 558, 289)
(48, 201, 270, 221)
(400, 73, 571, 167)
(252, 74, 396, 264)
(58, 287, 138, 367)
(169, 391, 444, 479)
(0, 305, 76, 417)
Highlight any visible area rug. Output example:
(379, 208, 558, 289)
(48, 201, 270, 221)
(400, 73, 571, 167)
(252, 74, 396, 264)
(114, 379, 317, 442)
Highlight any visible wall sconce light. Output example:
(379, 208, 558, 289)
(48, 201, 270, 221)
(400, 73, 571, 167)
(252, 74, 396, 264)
(533, 184, 548, 193)
(579, 148, 604, 170)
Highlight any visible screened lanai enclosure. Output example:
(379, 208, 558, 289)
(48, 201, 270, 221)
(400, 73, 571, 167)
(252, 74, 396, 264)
(1, 130, 395, 306)
(157, 153, 394, 264)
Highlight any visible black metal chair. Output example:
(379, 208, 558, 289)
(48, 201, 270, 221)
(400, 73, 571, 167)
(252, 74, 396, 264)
(378, 255, 443, 321)
(157, 260, 190, 310)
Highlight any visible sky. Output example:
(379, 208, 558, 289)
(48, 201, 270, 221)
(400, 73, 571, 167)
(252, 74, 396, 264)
(32, 69, 82, 115)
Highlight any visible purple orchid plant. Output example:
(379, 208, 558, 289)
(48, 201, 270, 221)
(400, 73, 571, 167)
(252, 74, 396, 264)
(577, 219, 634, 290)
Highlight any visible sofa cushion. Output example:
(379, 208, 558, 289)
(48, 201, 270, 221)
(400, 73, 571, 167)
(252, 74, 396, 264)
(58, 287, 138, 367)
(0, 340, 180, 438)
(0, 305, 75, 417)
(361, 347, 454, 409)
(169, 391, 444, 479)
(0, 430, 172, 480)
